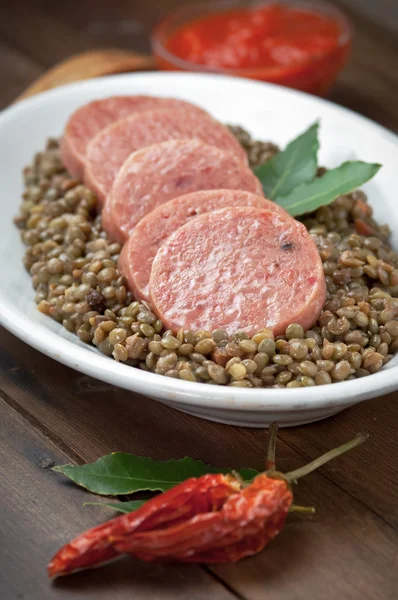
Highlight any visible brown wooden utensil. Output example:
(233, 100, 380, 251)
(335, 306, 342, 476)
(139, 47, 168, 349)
(15, 49, 156, 102)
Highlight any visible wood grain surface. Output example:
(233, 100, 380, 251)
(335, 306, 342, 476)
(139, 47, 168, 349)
(0, 1, 397, 599)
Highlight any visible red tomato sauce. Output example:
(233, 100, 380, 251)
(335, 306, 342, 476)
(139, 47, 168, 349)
(159, 3, 350, 95)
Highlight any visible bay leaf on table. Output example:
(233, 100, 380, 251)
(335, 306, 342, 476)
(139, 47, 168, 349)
(53, 453, 258, 496)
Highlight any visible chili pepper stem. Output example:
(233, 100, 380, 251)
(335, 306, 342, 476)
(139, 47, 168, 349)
(289, 504, 316, 514)
(285, 433, 369, 482)
(266, 422, 279, 471)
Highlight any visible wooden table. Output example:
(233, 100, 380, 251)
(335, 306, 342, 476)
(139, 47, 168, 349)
(0, 2, 397, 599)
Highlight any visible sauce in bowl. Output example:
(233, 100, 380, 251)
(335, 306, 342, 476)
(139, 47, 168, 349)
(152, 1, 351, 95)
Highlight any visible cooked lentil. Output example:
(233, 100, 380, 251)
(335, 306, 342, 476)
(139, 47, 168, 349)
(14, 131, 398, 388)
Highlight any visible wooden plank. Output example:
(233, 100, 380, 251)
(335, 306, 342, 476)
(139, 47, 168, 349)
(0, 1, 96, 66)
(280, 395, 398, 530)
(0, 0, 165, 65)
(1, 329, 397, 599)
(331, 2, 398, 131)
(0, 395, 238, 600)
(0, 40, 43, 109)
(339, 0, 398, 33)
(35, 0, 176, 56)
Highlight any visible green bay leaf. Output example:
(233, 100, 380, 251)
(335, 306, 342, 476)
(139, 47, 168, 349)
(275, 161, 381, 216)
(53, 453, 258, 496)
(254, 122, 319, 199)
(83, 500, 146, 513)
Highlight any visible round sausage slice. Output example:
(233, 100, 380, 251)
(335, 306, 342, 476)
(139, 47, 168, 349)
(119, 190, 287, 302)
(102, 139, 263, 244)
(60, 96, 208, 180)
(84, 108, 248, 205)
(150, 207, 326, 336)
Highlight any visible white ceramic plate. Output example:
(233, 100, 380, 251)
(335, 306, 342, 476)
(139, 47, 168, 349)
(0, 72, 397, 427)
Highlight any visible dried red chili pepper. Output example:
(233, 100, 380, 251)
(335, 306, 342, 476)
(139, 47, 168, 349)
(112, 472, 291, 563)
(48, 427, 367, 578)
(48, 472, 239, 577)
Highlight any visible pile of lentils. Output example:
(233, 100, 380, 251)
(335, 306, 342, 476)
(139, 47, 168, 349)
(13, 130, 398, 388)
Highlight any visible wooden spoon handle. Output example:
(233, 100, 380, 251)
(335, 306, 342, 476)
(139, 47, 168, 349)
(16, 49, 155, 102)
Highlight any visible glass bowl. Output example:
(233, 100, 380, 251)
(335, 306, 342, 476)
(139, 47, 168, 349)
(151, 0, 352, 96)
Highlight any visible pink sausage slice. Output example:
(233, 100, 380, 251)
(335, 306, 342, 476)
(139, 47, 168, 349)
(150, 207, 326, 336)
(102, 139, 263, 244)
(84, 108, 248, 205)
(119, 190, 288, 302)
(60, 96, 208, 180)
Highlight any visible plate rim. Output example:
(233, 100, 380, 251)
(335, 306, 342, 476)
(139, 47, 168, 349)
(3, 71, 398, 147)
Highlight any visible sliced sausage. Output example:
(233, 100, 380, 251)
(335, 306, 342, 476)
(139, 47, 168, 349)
(119, 190, 287, 302)
(102, 139, 263, 244)
(150, 206, 326, 336)
(60, 96, 208, 180)
(84, 108, 248, 205)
